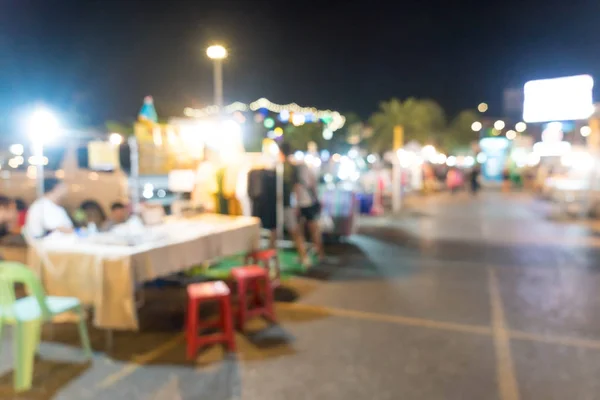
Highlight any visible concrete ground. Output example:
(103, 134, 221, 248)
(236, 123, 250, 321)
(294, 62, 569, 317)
(2, 191, 600, 399)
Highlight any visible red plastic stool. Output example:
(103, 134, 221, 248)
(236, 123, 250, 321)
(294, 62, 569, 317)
(231, 265, 276, 331)
(245, 249, 281, 288)
(186, 281, 236, 359)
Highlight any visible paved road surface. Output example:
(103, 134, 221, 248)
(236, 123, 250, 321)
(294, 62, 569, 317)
(2, 192, 600, 399)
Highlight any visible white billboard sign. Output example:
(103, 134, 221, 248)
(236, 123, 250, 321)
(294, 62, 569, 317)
(523, 75, 594, 123)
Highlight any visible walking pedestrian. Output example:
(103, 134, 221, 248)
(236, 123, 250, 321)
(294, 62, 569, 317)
(502, 168, 511, 193)
(446, 167, 460, 194)
(470, 165, 481, 195)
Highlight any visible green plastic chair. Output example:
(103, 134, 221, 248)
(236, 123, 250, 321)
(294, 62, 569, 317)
(0, 261, 92, 392)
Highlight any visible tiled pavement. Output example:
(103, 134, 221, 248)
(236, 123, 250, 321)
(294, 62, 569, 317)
(2, 192, 600, 399)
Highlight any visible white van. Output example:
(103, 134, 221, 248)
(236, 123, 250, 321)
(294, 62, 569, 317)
(0, 135, 172, 223)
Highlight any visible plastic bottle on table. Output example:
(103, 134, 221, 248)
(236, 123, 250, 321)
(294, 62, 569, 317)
(87, 222, 98, 236)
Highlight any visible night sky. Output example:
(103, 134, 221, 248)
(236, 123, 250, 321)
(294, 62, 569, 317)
(1, 0, 600, 131)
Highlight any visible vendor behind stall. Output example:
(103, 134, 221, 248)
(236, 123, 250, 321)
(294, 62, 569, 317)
(25, 178, 74, 238)
(0, 196, 15, 237)
(101, 202, 130, 231)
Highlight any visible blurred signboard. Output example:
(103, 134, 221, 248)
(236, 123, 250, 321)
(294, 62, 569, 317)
(134, 123, 204, 175)
(88, 141, 119, 171)
(523, 75, 595, 123)
(168, 169, 196, 193)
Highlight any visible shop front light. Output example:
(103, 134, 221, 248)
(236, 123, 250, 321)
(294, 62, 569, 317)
(143, 183, 154, 199)
(9, 144, 24, 156)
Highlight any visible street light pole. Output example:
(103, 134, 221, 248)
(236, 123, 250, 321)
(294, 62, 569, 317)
(33, 142, 45, 197)
(206, 45, 227, 110)
(26, 107, 61, 197)
(213, 58, 223, 110)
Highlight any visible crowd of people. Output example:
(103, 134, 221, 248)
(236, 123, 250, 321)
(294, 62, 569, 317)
(0, 143, 326, 269)
(6, 177, 133, 242)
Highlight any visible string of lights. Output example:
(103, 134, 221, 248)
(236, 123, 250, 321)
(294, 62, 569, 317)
(183, 97, 346, 131)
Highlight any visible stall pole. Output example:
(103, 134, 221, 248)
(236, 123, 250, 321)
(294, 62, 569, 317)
(128, 136, 141, 214)
(584, 152, 598, 218)
(391, 125, 404, 214)
(33, 141, 45, 197)
(276, 160, 284, 240)
(392, 161, 402, 213)
(585, 118, 600, 217)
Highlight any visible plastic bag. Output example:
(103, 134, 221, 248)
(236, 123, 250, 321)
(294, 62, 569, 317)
(319, 213, 334, 233)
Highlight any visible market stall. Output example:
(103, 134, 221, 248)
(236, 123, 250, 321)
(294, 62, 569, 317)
(27, 214, 260, 331)
(183, 98, 347, 235)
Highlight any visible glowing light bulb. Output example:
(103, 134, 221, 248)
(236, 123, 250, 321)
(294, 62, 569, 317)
(581, 125, 592, 137)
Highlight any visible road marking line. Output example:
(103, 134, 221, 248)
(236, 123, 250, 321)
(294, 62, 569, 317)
(97, 333, 184, 389)
(488, 267, 520, 400)
(510, 330, 600, 350)
(277, 302, 492, 336)
(279, 301, 600, 352)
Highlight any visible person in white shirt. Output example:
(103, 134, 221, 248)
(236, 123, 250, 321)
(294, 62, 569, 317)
(25, 178, 74, 238)
(101, 202, 130, 232)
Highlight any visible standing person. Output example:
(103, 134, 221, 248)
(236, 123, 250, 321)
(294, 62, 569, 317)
(502, 167, 511, 193)
(25, 178, 74, 238)
(470, 165, 481, 195)
(280, 143, 307, 265)
(296, 162, 325, 261)
(446, 167, 459, 194)
(280, 142, 325, 267)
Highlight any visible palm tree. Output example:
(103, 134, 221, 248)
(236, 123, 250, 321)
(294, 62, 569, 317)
(368, 98, 446, 153)
(443, 109, 480, 154)
(105, 121, 134, 136)
(284, 122, 325, 151)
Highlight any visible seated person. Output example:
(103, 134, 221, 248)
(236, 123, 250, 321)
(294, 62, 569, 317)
(80, 200, 107, 228)
(25, 178, 74, 238)
(14, 198, 27, 231)
(0, 196, 15, 237)
(101, 202, 130, 231)
(0, 197, 28, 246)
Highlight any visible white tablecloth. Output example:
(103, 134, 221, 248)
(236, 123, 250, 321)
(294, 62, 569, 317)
(28, 214, 260, 330)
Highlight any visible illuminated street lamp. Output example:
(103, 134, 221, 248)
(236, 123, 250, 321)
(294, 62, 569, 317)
(9, 144, 24, 156)
(478, 103, 488, 113)
(515, 122, 527, 133)
(494, 120, 505, 130)
(25, 107, 61, 196)
(109, 132, 124, 145)
(471, 121, 482, 132)
(580, 125, 592, 137)
(206, 44, 228, 110)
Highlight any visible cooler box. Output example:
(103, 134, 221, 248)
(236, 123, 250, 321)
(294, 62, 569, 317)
(357, 193, 374, 214)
